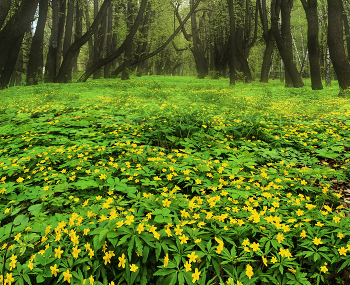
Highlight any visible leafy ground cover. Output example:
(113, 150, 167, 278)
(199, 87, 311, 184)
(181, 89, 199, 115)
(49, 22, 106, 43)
(1, 76, 350, 285)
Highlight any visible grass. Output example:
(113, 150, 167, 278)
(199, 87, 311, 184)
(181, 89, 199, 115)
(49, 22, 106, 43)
(1, 76, 350, 285)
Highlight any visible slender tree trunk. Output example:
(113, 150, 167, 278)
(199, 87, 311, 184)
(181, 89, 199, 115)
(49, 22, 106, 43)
(45, 0, 58, 82)
(327, 0, 350, 92)
(26, 0, 49, 85)
(300, 0, 323, 90)
(104, 5, 112, 78)
(227, 0, 235, 85)
(93, 0, 100, 79)
(56, 0, 67, 73)
(280, 56, 284, 82)
(271, 0, 304, 88)
(72, 2, 83, 76)
(122, 0, 135, 80)
(325, 45, 331, 86)
(63, 0, 74, 82)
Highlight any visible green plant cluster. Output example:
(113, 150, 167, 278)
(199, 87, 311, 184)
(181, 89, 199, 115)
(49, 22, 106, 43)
(0, 77, 350, 285)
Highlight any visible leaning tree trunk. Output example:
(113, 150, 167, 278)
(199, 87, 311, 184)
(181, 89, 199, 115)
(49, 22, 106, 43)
(0, 0, 40, 82)
(327, 0, 350, 92)
(271, 0, 304, 88)
(300, 0, 323, 90)
(26, 0, 49, 85)
(0, 0, 11, 28)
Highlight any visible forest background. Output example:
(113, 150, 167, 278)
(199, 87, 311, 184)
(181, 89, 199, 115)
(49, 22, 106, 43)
(1, 0, 350, 92)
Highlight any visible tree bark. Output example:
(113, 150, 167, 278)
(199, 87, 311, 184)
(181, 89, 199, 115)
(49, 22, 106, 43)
(122, 0, 135, 80)
(300, 0, 323, 90)
(44, 0, 58, 82)
(0, 0, 11, 28)
(62, 0, 74, 82)
(257, 0, 275, 83)
(26, 0, 49, 85)
(325, 45, 331, 86)
(227, 0, 235, 85)
(56, 0, 112, 83)
(190, 0, 208, 78)
(327, 0, 350, 92)
(0, 33, 25, 88)
(93, 0, 100, 79)
(104, 5, 113, 78)
(56, 0, 67, 73)
(72, 0, 83, 75)
(271, 0, 304, 88)
(0, 0, 39, 77)
(342, 4, 350, 61)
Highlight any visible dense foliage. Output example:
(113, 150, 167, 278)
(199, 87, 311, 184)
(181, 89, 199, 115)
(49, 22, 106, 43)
(1, 77, 350, 285)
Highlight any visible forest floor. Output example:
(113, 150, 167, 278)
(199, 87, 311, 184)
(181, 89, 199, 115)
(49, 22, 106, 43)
(1, 76, 350, 285)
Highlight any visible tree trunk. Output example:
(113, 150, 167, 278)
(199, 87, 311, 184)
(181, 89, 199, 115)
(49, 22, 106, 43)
(327, 0, 350, 92)
(72, 2, 83, 76)
(325, 45, 331, 86)
(300, 0, 323, 90)
(63, 0, 74, 82)
(93, 0, 100, 79)
(0, 33, 25, 88)
(190, 0, 208, 78)
(122, 0, 135, 80)
(104, 5, 112, 78)
(26, 0, 49, 85)
(0, 0, 11, 28)
(0, 0, 39, 78)
(342, 7, 350, 61)
(10, 48, 23, 87)
(56, 0, 112, 83)
(257, 0, 275, 83)
(56, 0, 67, 73)
(44, 0, 58, 82)
(271, 0, 304, 88)
(227, 0, 235, 85)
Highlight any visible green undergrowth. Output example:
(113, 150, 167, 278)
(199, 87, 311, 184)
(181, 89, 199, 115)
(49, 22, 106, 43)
(1, 76, 350, 285)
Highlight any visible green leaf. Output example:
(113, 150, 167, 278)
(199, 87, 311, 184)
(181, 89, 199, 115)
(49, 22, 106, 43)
(128, 236, 135, 261)
(13, 214, 29, 226)
(135, 236, 143, 257)
(36, 274, 45, 283)
(155, 242, 162, 260)
(153, 268, 177, 276)
(178, 272, 184, 285)
(23, 274, 32, 285)
(28, 204, 42, 215)
(142, 245, 150, 263)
